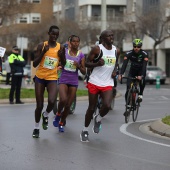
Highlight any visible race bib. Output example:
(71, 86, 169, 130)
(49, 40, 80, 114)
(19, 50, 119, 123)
(103, 55, 116, 67)
(64, 59, 76, 72)
(43, 56, 58, 69)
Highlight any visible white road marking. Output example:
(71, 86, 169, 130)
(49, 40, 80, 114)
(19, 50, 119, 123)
(120, 119, 170, 147)
(161, 96, 169, 100)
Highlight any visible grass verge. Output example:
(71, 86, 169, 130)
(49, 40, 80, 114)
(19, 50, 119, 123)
(162, 115, 170, 126)
(0, 88, 88, 99)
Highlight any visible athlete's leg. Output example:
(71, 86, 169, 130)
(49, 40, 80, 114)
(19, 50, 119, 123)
(46, 82, 58, 113)
(99, 89, 113, 117)
(34, 81, 45, 123)
(125, 79, 131, 102)
(84, 92, 98, 127)
(60, 85, 77, 124)
(57, 84, 68, 114)
(139, 77, 146, 95)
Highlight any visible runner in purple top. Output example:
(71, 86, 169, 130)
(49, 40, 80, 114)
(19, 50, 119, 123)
(59, 47, 85, 86)
(53, 35, 86, 132)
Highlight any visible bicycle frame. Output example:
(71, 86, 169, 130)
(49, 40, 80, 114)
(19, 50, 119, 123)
(122, 77, 140, 123)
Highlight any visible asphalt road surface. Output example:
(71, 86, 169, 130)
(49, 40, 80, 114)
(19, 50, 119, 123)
(0, 83, 170, 170)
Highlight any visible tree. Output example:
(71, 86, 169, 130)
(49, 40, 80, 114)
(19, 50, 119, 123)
(0, 0, 33, 26)
(126, 2, 170, 65)
(138, 4, 170, 65)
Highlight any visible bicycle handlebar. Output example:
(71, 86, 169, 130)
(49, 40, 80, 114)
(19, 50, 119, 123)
(120, 76, 141, 84)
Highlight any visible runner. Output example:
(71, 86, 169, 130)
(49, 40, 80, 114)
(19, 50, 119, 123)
(32, 25, 66, 138)
(80, 30, 120, 142)
(53, 35, 86, 132)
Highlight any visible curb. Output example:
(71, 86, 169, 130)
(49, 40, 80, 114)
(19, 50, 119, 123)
(0, 92, 122, 105)
(149, 119, 170, 138)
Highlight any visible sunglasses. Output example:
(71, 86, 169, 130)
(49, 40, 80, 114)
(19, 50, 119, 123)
(133, 46, 141, 48)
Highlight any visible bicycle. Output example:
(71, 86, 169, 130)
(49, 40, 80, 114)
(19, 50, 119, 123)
(121, 76, 141, 123)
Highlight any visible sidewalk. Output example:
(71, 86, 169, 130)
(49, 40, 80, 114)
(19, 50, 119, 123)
(149, 119, 170, 138)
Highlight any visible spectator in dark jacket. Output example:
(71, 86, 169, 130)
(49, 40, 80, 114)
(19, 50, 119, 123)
(9, 46, 26, 104)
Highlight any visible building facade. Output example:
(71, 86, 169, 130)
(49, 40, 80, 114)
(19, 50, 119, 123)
(0, 0, 53, 63)
(124, 0, 170, 77)
(53, 0, 127, 50)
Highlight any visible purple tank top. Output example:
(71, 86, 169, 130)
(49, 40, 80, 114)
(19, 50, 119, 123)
(59, 49, 85, 86)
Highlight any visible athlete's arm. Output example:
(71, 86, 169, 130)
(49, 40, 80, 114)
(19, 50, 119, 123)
(78, 56, 86, 75)
(141, 51, 148, 77)
(85, 46, 104, 68)
(58, 45, 66, 67)
(33, 42, 48, 68)
(120, 52, 130, 75)
(112, 47, 120, 78)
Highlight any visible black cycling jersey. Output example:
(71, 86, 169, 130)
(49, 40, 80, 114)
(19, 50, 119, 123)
(120, 49, 148, 77)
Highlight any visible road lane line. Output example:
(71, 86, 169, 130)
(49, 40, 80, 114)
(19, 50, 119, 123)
(120, 120, 170, 148)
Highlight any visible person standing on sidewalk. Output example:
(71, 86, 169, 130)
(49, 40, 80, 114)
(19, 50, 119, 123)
(80, 30, 120, 142)
(32, 25, 66, 138)
(5, 56, 11, 85)
(53, 35, 86, 132)
(9, 46, 26, 104)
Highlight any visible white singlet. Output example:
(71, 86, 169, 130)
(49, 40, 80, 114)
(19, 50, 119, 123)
(89, 44, 117, 87)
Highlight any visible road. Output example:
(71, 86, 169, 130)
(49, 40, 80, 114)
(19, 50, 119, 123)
(0, 83, 170, 170)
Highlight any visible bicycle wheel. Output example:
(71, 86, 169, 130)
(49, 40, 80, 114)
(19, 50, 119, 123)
(69, 95, 76, 114)
(125, 90, 132, 123)
(132, 94, 140, 122)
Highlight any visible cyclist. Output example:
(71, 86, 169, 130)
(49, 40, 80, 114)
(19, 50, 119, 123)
(118, 39, 148, 115)
(80, 30, 120, 142)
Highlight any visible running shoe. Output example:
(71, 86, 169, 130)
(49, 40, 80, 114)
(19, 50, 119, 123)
(32, 129, 40, 138)
(42, 112, 48, 130)
(137, 95, 143, 102)
(53, 114, 61, 127)
(80, 131, 89, 142)
(123, 111, 130, 117)
(93, 114, 102, 134)
(58, 124, 64, 132)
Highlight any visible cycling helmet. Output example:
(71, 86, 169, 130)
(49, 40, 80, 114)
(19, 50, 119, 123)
(133, 39, 142, 46)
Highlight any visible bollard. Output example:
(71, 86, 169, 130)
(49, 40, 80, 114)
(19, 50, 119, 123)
(156, 75, 160, 89)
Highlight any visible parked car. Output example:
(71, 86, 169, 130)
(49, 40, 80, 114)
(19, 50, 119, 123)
(145, 66, 166, 84)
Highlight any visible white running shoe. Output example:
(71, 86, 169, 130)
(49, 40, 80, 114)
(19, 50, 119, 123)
(138, 95, 143, 102)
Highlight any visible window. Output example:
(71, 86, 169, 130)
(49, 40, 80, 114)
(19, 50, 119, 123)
(32, 16, 40, 23)
(19, 0, 28, 3)
(30, 13, 41, 23)
(32, 0, 41, 3)
(19, 14, 28, 23)
(20, 17, 27, 23)
(18, 0, 41, 3)
(17, 13, 40, 24)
